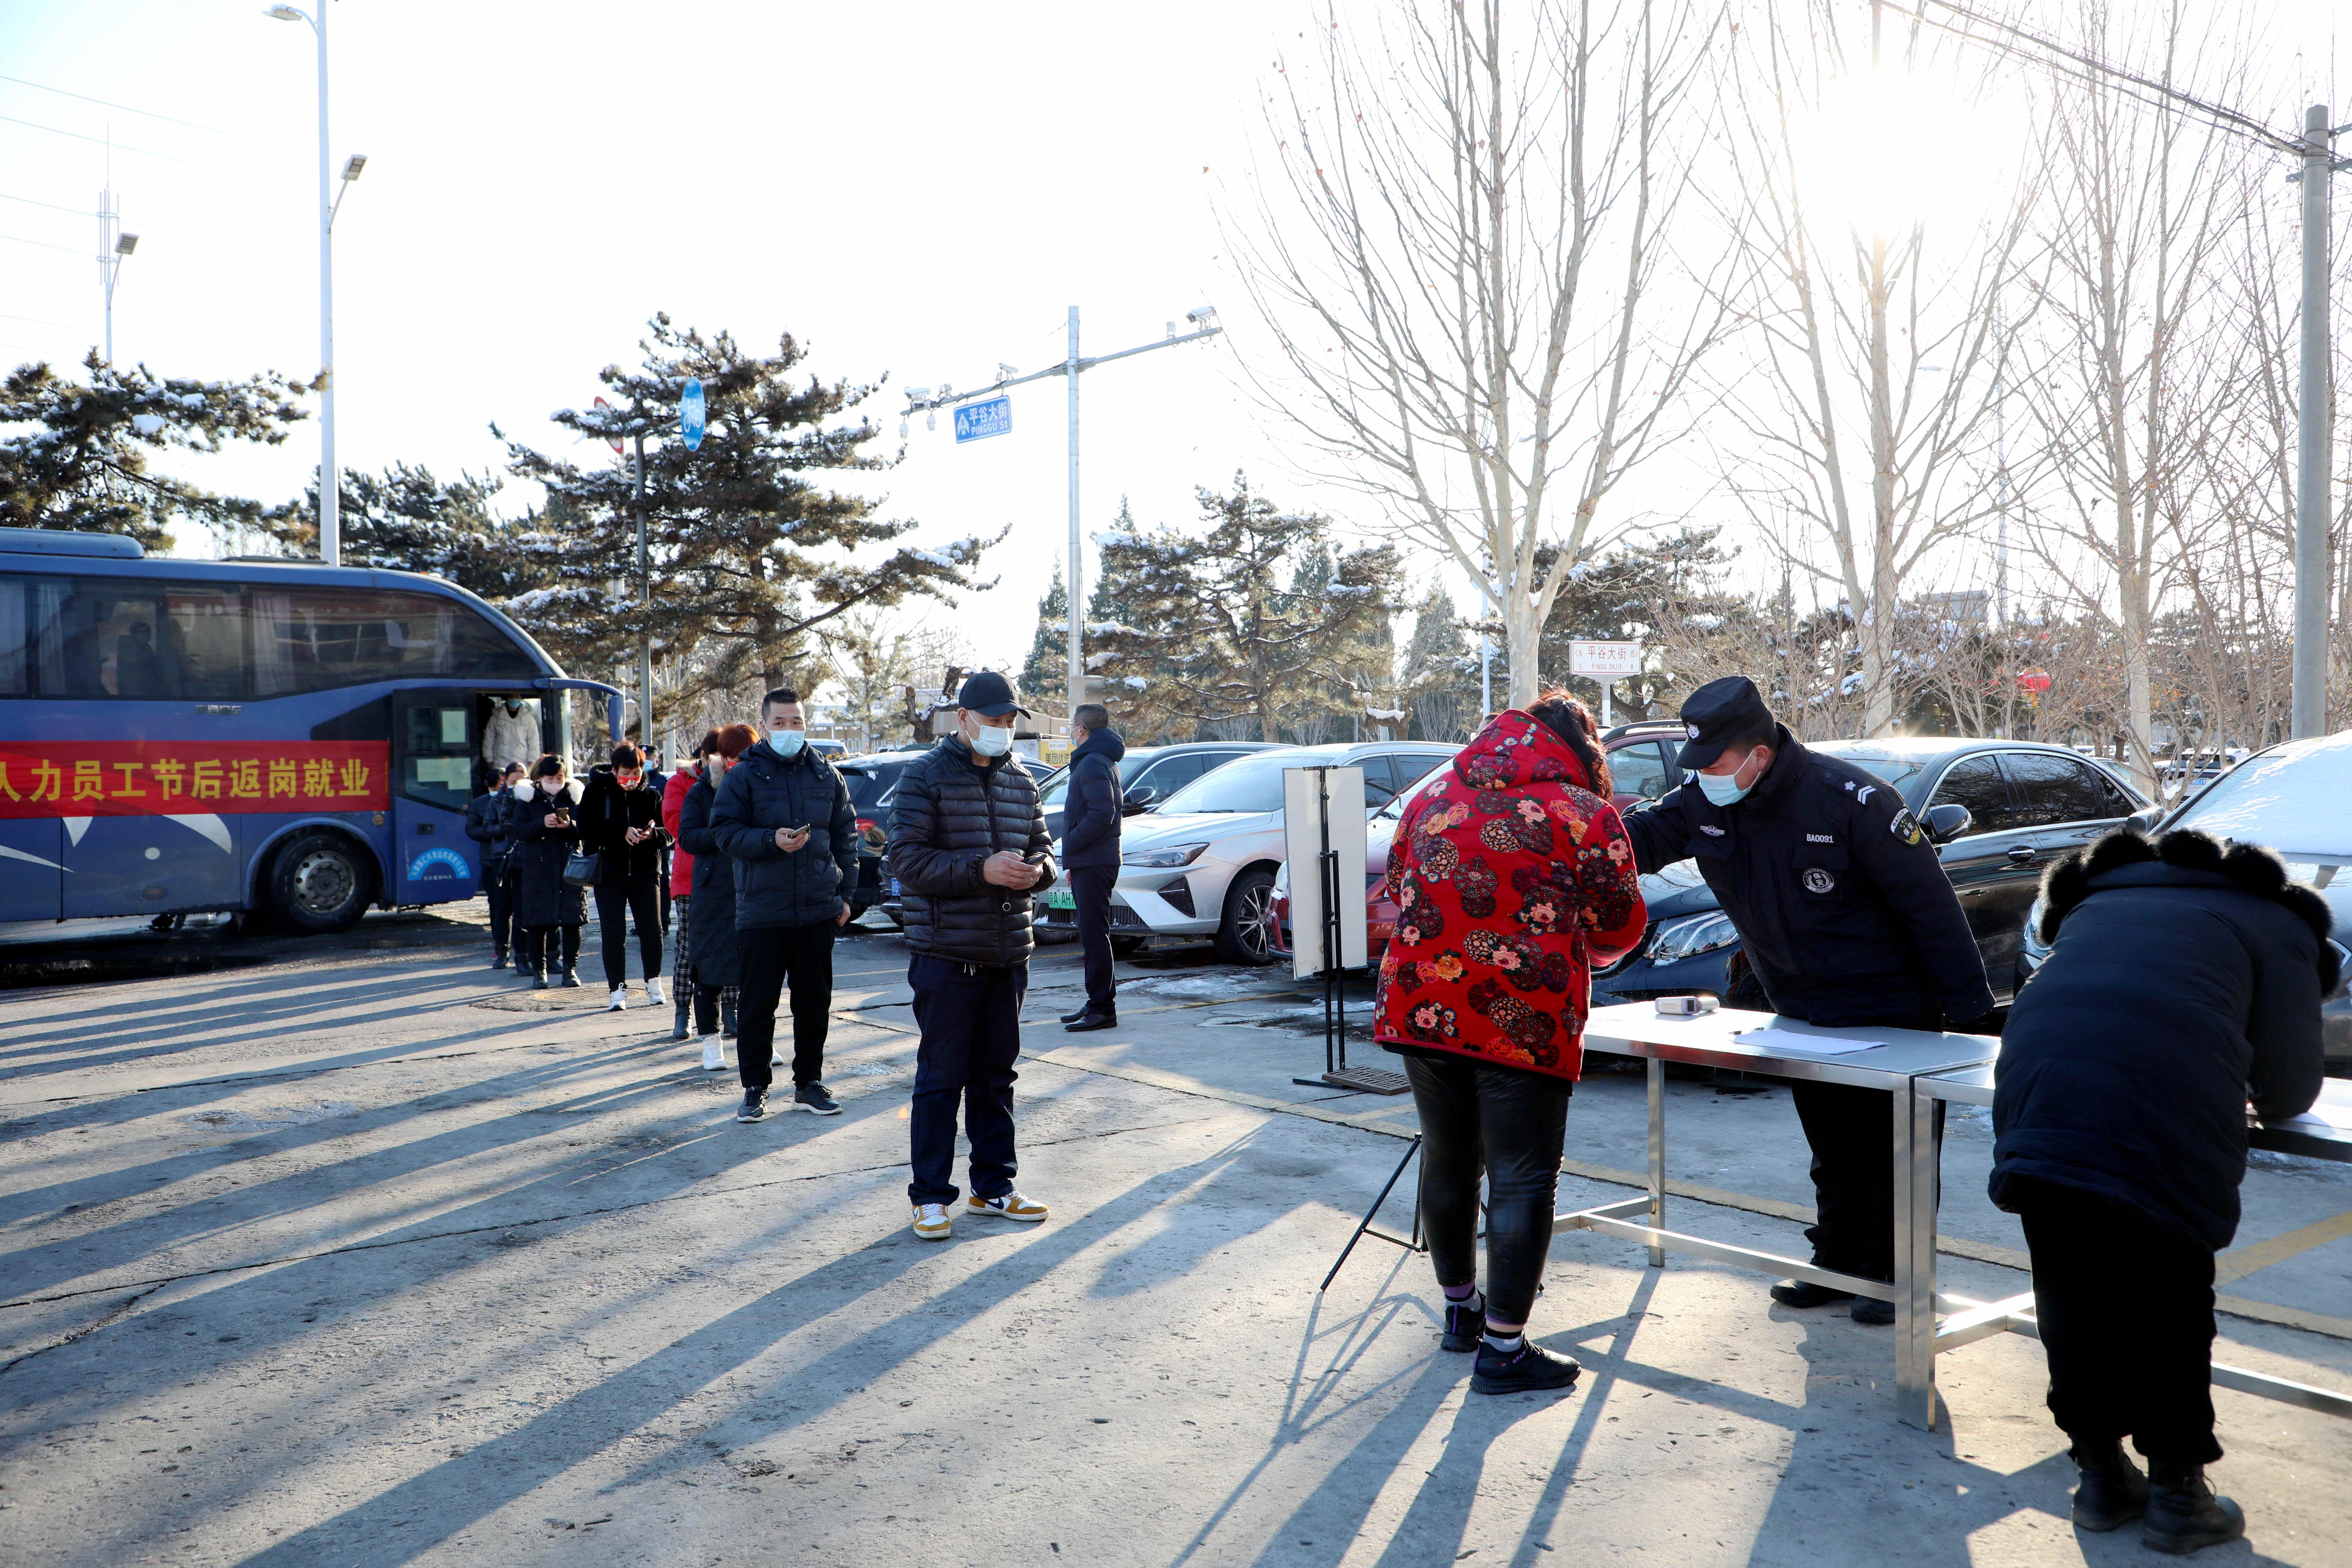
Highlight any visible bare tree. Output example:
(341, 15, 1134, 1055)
(2010, 0, 2251, 792)
(1233, 0, 1737, 710)
(1715, 0, 2039, 737)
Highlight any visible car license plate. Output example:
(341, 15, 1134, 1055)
(1042, 887, 1075, 910)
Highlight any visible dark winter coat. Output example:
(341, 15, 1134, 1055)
(1621, 726, 1996, 1028)
(1990, 829, 2333, 1250)
(887, 735, 1059, 967)
(675, 772, 741, 989)
(465, 787, 517, 871)
(1059, 728, 1126, 870)
(578, 765, 670, 886)
(709, 739, 858, 930)
(508, 778, 589, 929)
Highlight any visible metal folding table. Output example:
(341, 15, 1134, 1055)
(1906, 1068, 2352, 1428)
(1566, 1001, 1998, 1423)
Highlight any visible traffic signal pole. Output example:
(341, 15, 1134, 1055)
(906, 309, 1223, 718)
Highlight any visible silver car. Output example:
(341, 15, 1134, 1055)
(1064, 741, 1456, 965)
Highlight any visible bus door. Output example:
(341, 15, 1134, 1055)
(0, 819, 64, 922)
(391, 690, 481, 904)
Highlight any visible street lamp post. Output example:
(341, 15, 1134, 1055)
(97, 199, 137, 364)
(265, 5, 363, 569)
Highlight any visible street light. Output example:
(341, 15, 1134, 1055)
(264, 2, 350, 567)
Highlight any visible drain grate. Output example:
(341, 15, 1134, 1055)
(1318, 1065, 1410, 1096)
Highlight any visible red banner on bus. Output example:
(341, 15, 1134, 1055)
(0, 741, 391, 819)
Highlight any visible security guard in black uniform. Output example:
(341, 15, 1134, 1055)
(1621, 676, 1996, 1324)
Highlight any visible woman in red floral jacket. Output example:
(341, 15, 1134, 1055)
(1372, 695, 1647, 1395)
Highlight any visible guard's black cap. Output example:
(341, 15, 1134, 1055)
(1675, 675, 1774, 769)
(955, 670, 1030, 718)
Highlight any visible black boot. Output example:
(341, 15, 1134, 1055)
(2143, 1461, 2243, 1554)
(672, 999, 690, 1042)
(492, 947, 508, 970)
(1770, 1278, 1854, 1309)
(2067, 1439, 2147, 1532)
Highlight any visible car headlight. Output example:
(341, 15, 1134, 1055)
(2019, 896, 2051, 972)
(1647, 910, 1741, 965)
(1122, 842, 1209, 869)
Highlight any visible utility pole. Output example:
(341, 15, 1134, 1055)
(312, 1, 335, 569)
(632, 430, 654, 750)
(2290, 103, 2340, 740)
(96, 183, 136, 364)
(904, 307, 1223, 718)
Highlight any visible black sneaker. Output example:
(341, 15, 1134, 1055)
(1770, 1279, 1855, 1309)
(793, 1083, 842, 1116)
(736, 1089, 768, 1123)
(559, 969, 581, 989)
(531, 973, 550, 991)
(1059, 1006, 1092, 1024)
(492, 950, 508, 970)
(1471, 1338, 1581, 1396)
(1849, 1295, 1895, 1326)
(1440, 1295, 1487, 1353)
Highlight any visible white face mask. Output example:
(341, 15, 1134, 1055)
(967, 723, 1013, 758)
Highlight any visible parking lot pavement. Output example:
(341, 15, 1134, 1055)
(2, 919, 2348, 1567)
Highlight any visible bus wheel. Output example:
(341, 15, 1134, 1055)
(269, 832, 373, 932)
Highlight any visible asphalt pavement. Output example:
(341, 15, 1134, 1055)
(2, 902, 2348, 1567)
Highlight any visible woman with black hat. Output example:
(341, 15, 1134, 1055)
(1991, 827, 2331, 1553)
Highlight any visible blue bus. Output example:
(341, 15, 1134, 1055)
(0, 526, 623, 932)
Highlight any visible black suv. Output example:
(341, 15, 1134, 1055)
(1592, 737, 2153, 1010)
(836, 753, 923, 918)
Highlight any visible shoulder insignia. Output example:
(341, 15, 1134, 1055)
(1890, 808, 1924, 847)
(1842, 779, 1855, 793)
(1699, 823, 1726, 837)
(1855, 784, 1876, 806)
(1805, 833, 1835, 844)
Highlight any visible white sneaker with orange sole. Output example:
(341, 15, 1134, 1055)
(911, 1203, 953, 1241)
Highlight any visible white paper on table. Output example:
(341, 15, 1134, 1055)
(2274, 1102, 2352, 1133)
(1731, 1029, 1886, 1055)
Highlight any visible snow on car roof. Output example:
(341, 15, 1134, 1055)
(2168, 730, 2352, 860)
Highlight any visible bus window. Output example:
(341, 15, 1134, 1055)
(0, 579, 24, 695)
(22, 577, 245, 700)
(401, 699, 477, 811)
(251, 587, 538, 695)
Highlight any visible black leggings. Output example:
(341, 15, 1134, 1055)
(1401, 1050, 1572, 1328)
(594, 873, 664, 989)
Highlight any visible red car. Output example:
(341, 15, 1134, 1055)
(1268, 721, 1687, 958)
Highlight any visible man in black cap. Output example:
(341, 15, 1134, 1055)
(1619, 675, 1996, 1324)
(886, 671, 1059, 1241)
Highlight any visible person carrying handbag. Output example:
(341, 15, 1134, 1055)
(509, 754, 588, 989)
(580, 742, 672, 1013)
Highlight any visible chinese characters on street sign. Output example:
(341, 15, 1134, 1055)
(954, 396, 1012, 443)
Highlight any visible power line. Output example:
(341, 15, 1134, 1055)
(0, 190, 91, 219)
(0, 72, 258, 142)
(0, 112, 218, 170)
(0, 309, 89, 330)
(0, 231, 87, 255)
(1888, 0, 2307, 158)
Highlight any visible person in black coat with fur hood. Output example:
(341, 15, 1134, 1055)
(1991, 827, 2332, 1554)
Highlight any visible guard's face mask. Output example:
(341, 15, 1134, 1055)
(1696, 747, 1765, 807)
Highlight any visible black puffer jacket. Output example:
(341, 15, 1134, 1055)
(710, 739, 857, 930)
(507, 778, 588, 928)
(1060, 728, 1125, 870)
(1990, 829, 2333, 1250)
(888, 735, 1058, 966)
(578, 765, 670, 885)
(676, 772, 740, 989)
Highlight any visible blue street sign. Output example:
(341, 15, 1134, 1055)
(954, 395, 1012, 443)
(680, 377, 707, 451)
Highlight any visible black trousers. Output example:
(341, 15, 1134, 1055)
(517, 923, 581, 976)
(485, 868, 515, 953)
(1402, 1050, 1573, 1328)
(906, 953, 1027, 1206)
(593, 873, 664, 989)
(1069, 865, 1118, 1016)
(2016, 1181, 2222, 1466)
(735, 919, 836, 1091)
(1788, 1079, 1946, 1283)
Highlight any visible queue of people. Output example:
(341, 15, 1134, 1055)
(455, 668, 2327, 1556)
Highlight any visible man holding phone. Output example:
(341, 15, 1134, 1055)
(712, 687, 859, 1124)
(887, 671, 1058, 1241)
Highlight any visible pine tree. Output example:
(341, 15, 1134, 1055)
(1537, 526, 1741, 720)
(267, 462, 523, 587)
(0, 352, 313, 550)
(1402, 584, 1478, 741)
(1089, 474, 1401, 742)
(500, 315, 1002, 713)
(1018, 557, 1068, 705)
